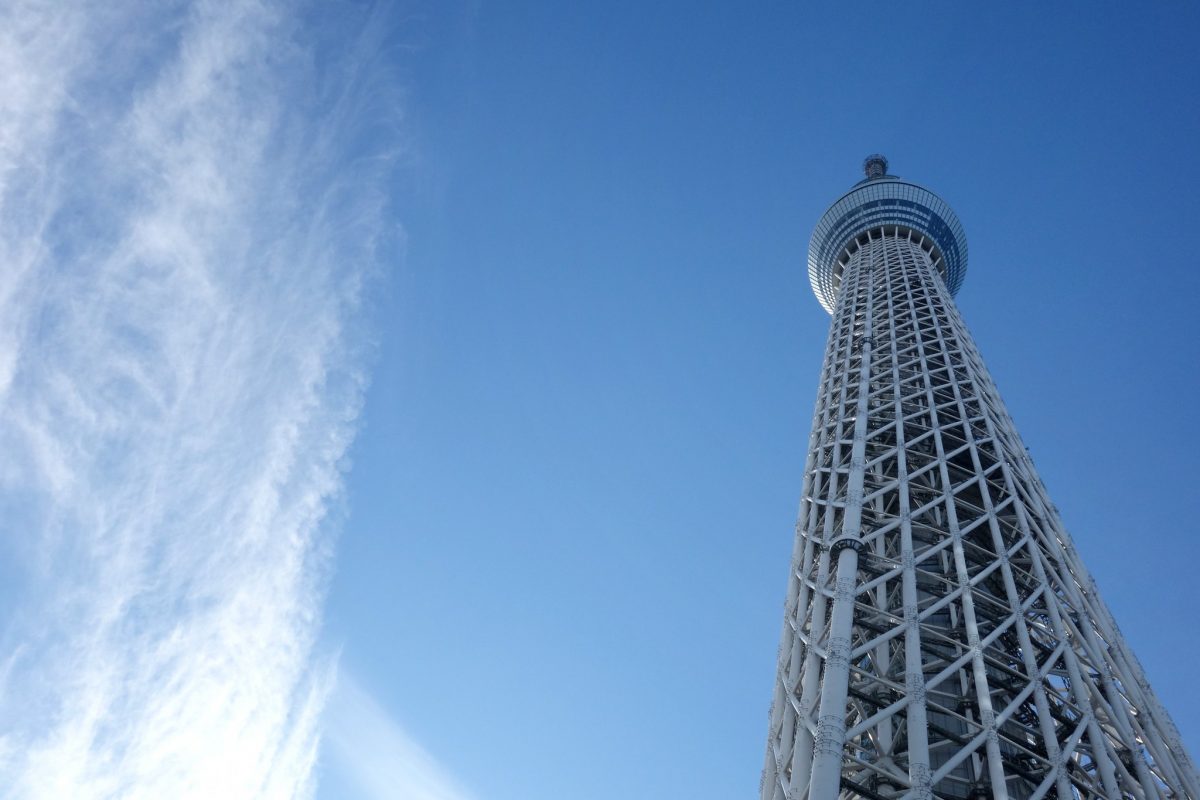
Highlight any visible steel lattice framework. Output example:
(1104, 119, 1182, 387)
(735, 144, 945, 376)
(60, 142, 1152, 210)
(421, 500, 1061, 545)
(760, 157, 1198, 800)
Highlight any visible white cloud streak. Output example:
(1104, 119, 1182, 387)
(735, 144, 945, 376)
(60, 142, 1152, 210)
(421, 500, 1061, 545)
(0, 1, 402, 797)
(324, 673, 477, 800)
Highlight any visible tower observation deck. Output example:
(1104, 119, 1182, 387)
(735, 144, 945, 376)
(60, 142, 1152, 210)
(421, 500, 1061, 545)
(759, 157, 1198, 800)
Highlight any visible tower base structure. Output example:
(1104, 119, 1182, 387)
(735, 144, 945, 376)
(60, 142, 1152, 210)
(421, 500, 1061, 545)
(760, 157, 1198, 800)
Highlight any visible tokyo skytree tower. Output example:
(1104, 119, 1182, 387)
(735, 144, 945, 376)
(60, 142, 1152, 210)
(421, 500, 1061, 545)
(760, 156, 1197, 800)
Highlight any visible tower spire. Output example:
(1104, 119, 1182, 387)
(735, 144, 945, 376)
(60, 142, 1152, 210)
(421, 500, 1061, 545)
(862, 153, 888, 180)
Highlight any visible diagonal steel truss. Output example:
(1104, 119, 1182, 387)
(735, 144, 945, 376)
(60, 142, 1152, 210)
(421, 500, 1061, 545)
(760, 224, 1198, 800)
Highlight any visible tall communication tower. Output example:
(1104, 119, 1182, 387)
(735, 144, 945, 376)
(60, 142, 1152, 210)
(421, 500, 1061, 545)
(760, 156, 1197, 800)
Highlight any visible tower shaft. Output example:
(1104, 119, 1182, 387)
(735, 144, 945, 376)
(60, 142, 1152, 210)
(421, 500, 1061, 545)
(761, 214, 1198, 799)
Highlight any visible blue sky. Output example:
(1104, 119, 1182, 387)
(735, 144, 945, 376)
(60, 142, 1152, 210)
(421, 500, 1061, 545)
(1, 2, 1197, 799)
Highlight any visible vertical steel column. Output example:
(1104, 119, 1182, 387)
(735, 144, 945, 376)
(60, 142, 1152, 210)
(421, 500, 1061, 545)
(808, 236, 877, 798)
(886, 246, 933, 800)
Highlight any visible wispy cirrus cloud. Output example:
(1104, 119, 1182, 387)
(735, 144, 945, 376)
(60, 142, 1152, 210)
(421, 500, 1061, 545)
(0, 1, 402, 797)
(324, 672, 477, 800)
